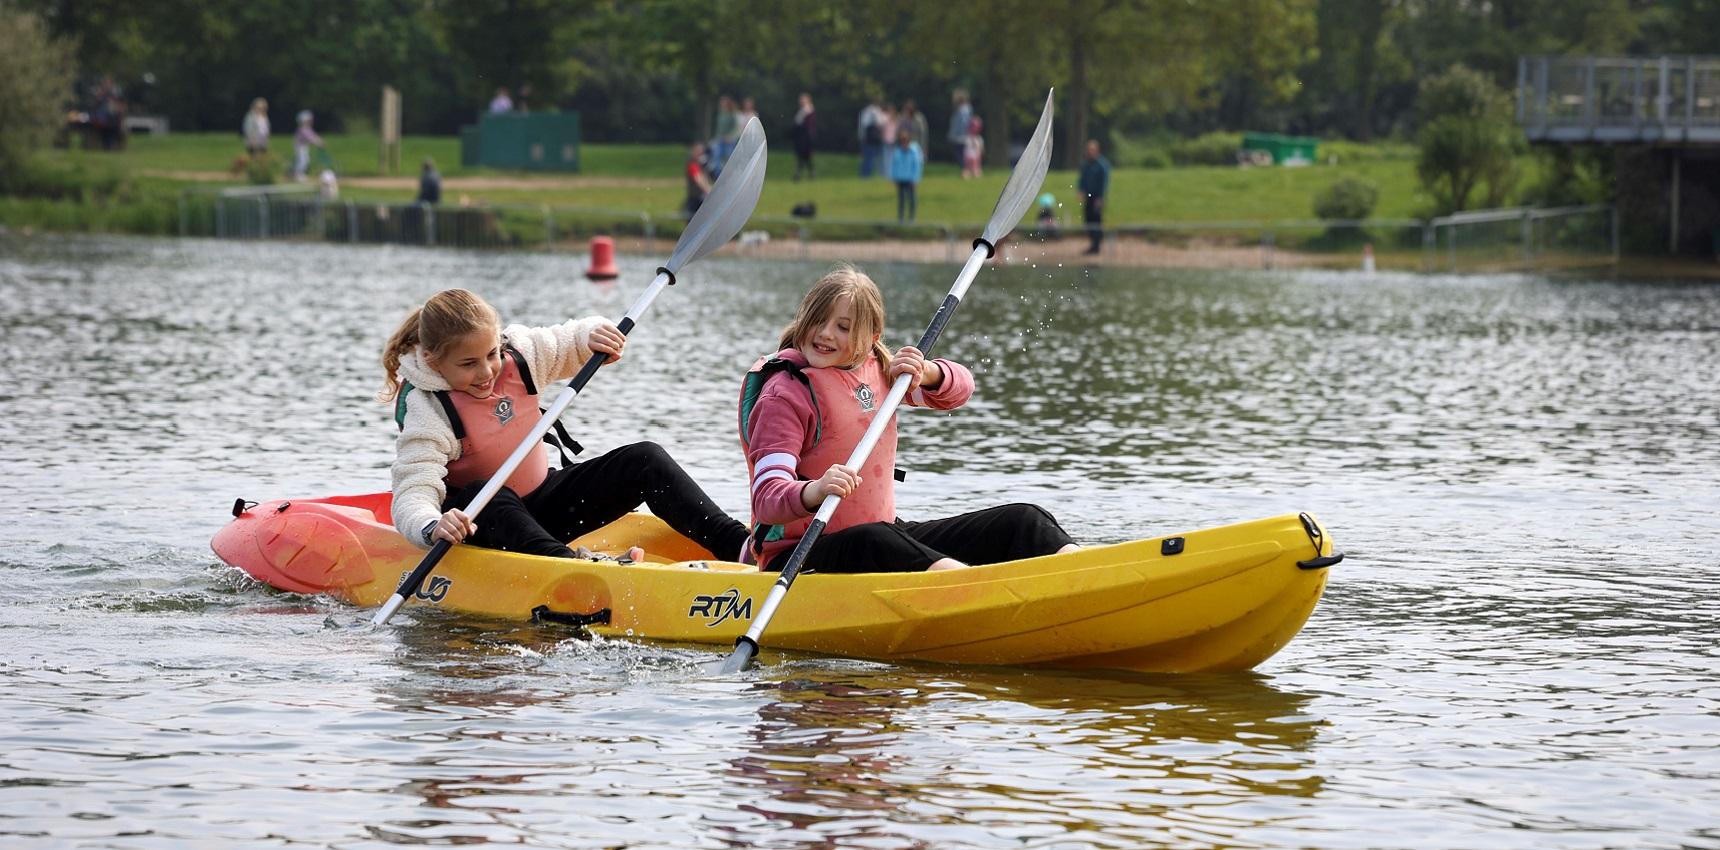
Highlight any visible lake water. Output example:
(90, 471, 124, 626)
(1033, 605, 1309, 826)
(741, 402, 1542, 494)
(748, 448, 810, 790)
(1, 234, 1716, 849)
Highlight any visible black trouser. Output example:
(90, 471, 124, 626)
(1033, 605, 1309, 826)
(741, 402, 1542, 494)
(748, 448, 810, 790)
(442, 441, 749, 560)
(896, 181, 917, 221)
(1084, 196, 1103, 251)
(765, 503, 1073, 574)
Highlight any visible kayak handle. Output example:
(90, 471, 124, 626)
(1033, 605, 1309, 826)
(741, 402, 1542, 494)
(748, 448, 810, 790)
(1296, 512, 1344, 569)
(1298, 552, 1345, 570)
(531, 605, 611, 628)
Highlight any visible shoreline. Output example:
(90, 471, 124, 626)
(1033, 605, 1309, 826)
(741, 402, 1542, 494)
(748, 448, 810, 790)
(5, 224, 1716, 278)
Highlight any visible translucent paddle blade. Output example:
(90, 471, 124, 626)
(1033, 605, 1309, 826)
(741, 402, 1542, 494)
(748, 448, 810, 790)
(980, 90, 1055, 247)
(666, 118, 768, 273)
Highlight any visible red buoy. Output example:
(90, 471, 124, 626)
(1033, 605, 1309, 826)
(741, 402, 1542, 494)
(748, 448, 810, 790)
(586, 235, 620, 280)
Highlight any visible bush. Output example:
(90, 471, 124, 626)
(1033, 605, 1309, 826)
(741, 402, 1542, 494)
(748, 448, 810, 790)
(1109, 134, 1172, 169)
(7, 156, 127, 201)
(245, 153, 279, 185)
(0, 10, 76, 189)
(1313, 176, 1380, 220)
(1168, 132, 1243, 167)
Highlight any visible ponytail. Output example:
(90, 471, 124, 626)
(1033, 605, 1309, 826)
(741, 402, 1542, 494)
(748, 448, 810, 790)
(377, 306, 424, 402)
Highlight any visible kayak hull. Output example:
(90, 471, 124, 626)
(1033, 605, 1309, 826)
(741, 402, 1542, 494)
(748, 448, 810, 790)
(212, 494, 1335, 673)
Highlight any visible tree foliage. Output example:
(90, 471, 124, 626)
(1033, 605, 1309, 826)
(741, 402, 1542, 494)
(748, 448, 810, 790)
(1415, 65, 1524, 214)
(10, 0, 1720, 164)
(0, 6, 76, 184)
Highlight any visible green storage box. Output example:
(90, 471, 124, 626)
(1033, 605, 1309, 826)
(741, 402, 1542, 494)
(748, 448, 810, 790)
(473, 112, 581, 172)
(459, 125, 481, 167)
(1241, 132, 1318, 166)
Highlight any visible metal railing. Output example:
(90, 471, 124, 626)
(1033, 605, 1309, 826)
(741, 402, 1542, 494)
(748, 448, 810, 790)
(1519, 55, 1720, 143)
(178, 187, 1616, 274)
(1425, 205, 1617, 273)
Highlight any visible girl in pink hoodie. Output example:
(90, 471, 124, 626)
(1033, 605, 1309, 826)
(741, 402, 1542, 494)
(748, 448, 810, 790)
(739, 265, 1077, 573)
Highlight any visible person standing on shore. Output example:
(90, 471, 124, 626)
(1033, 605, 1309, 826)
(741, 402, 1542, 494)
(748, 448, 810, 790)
(1078, 139, 1111, 255)
(290, 110, 325, 182)
(858, 98, 884, 178)
(242, 98, 270, 158)
(888, 129, 923, 223)
(947, 90, 972, 165)
(685, 141, 713, 218)
(792, 93, 817, 181)
(961, 116, 984, 180)
(416, 158, 442, 205)
(710, 96, 739, 177)
(900, 99, 929, 149)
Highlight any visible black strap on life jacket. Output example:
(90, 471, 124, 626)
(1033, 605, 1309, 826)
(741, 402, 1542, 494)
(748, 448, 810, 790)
(395, 343, 583, 467)
(503, 344, 583, 466)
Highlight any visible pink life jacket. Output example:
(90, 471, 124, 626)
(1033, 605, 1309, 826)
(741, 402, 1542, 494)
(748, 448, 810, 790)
(442, 353, 549, 498)
(739, 348, 899, 565)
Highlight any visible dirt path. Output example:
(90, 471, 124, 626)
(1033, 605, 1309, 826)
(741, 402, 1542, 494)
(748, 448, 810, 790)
(600, 232, 1335, 271)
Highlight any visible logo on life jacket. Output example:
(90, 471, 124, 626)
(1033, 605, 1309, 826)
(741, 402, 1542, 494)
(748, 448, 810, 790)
(854, 383, 875, 412)
(493, 396, 514, 425)
(687, 588, 753, 626)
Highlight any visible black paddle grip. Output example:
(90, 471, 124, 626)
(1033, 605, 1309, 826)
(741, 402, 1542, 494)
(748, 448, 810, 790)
(914, 294, 963, 357)
(566, 315, 632, 393)
(773, 518, 826, 589)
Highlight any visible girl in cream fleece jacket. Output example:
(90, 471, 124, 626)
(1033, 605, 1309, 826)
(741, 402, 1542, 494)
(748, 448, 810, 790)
(381, 288, 748, 561)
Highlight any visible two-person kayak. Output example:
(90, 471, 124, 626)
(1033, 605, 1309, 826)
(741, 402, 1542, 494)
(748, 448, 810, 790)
(211, 493, 1339, 673)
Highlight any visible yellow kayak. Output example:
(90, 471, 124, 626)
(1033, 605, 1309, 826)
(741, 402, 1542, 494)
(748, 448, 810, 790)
(211, 494, 1339, 673)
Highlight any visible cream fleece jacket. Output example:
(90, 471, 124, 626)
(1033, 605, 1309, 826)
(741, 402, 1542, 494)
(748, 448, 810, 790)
(391, 317, 604, 547)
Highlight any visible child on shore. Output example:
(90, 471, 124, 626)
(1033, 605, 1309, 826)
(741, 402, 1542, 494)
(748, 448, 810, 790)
(738, 265, 1078, 573)
(382, 288, 750, 561)
(291, 110, 324, 182)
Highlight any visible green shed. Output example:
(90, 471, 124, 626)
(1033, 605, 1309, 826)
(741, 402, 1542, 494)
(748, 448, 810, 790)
(1241, 132, 1318, 166)
(460, 112, 582, 172)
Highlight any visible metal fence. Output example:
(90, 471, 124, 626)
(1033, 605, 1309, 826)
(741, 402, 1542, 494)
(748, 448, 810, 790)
(1519, 55, 1720, 143)
(180, 187, 1616, 275)
(1424, 205, 1617, 274)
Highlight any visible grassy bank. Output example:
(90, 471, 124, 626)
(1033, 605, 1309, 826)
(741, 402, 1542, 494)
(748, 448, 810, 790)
(5, 132, 1509, 237)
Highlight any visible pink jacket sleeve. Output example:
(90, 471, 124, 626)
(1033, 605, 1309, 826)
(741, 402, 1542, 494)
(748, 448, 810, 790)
(908, 358, 974, 409)
(745, 376, 819, 526)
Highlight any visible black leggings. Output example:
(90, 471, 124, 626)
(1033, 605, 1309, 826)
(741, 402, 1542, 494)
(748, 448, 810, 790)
(766, 503, 1073, 574)
(442, 441, 749, 561)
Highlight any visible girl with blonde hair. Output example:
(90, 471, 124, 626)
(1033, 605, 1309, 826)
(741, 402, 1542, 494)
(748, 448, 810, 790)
(383, 288, 748, 560)
(737, 266, 1076, 573)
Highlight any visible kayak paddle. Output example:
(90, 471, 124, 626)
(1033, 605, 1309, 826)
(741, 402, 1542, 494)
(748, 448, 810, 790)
(718, 90, 1056, 673)
(371, 117, 768, 627)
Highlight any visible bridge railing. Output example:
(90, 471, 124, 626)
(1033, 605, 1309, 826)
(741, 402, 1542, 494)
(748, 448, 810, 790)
(1519, 55, 1720, 142)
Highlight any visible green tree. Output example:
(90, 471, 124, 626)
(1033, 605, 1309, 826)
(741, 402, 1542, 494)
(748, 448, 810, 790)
(902, 0, 1055, 167)
(0, 6, 75, 185)
(1206, 0, 1317, 130)
(1049, 0, 1211, 169)
(1415, 65, 1524, 214)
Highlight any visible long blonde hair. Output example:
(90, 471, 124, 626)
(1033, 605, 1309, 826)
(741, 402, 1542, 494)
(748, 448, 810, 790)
(779, 264, 891, 372)
(378, 288, 500, 401)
